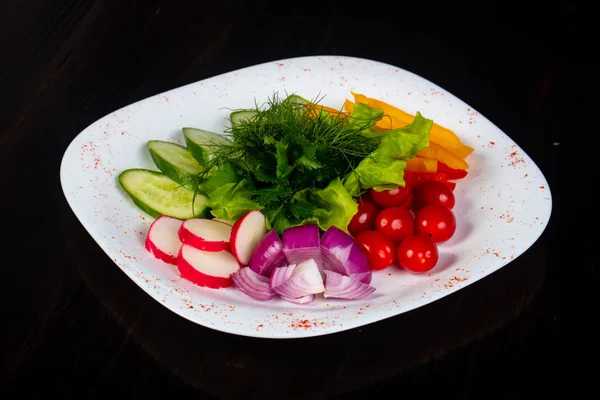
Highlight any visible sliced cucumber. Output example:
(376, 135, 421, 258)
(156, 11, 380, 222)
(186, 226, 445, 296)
(118, 169, 208, 219)
(230, 110, 257, 129)
(147, 140, 203, 189)
(182, 127, 230, 166)
(284, 94, 309, 105)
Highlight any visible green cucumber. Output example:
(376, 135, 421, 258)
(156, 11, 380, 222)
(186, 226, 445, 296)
(182, 127, 230, 166)
(284, 94, 309, 105)
(147, 140, 203, 189)
(230, 110, 257, 128)
(118, 169, 208, 219)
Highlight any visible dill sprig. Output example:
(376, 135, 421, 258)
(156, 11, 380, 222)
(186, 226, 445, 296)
(192, 92, 383, 225)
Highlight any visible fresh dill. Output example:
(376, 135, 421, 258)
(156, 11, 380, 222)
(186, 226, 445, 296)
(193, 92, 383, 228)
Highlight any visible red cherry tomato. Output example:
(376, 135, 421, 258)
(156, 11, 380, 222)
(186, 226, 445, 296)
(397, 234, 439, 273)
(413, 181, 456, 210)
(414, 204, 457, 243)
(374, 207, 415, 243)
(370, 184, 412, 208)
(348, 194, 381, 237)
(353, 230, 396, 270)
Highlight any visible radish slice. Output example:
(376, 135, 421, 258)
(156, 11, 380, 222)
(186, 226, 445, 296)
(270, 258, 325, 298)
(320, 225, 372, 284)
(323, 270, 376, 299)
(230, 210, 267, 266)
(144, 216, 184, 265)
(281, 294, 315, 304)
(231, 267, 276, 301)
(178, 218, 232, 252)
(282, 224, 323, 273)
(249, 229, 287, 276)
(177, 244, 240, 288)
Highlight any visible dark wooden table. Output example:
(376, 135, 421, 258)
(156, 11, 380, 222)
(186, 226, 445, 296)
(1, 1, 594, 399)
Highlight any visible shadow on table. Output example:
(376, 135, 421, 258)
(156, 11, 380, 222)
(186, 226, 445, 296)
(67, 217, 546, 400)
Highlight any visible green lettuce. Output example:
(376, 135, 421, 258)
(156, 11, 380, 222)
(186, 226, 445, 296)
(200, 162, 262, 221)
(344, 111, 433, 196)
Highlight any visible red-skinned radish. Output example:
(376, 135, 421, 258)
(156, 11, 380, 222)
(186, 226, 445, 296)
(145, 216, 184, 265)
(177, 244, 240, 288)
(178, 218, 232, 251)
(230, 210, 267, 266)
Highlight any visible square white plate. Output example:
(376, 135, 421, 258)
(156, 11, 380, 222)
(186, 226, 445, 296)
(60, 55, 552, 339)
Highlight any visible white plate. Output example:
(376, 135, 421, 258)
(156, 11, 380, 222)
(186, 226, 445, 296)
(60, 55, 552, 339)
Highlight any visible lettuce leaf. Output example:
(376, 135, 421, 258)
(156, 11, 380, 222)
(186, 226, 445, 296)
(200, 162, 262, 220)
(344, 111, 433, 196)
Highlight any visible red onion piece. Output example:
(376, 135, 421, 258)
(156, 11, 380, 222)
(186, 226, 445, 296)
(320, 225, 372, 284)
(323, 270, 376, 299)
(282, 224, 324, 272)
(271, 258, 325, 299)
(281, 294, 315, 304)
(231, 267, 276, 301)
(249, 229, 288, 276)
(269, 263, 296, 289)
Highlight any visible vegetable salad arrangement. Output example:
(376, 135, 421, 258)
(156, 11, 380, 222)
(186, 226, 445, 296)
(119, 91, 473, 304)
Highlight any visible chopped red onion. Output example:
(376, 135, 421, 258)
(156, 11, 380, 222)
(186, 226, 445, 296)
(271, 258, 325, 299)
(269, 263, 297, 289)
(280, 294, 315, 304)
(282, 224, 324, 272)
(231, 266, 277, 301)
(320, 225, 372, 284)
(249, 229, 288, 276)
(323, 270, 376, 300)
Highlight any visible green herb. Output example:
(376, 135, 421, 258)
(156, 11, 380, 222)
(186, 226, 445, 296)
(194, 93, 382, 230)
(192, 92, 432, 233)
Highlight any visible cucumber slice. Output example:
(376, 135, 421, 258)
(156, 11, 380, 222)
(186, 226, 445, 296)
(182, 127, 230, 166)
(118, 169, 208, 219)
(147, 140, 203, 189)
(284, 94, 309, 105)
(230, 110, 257, 128)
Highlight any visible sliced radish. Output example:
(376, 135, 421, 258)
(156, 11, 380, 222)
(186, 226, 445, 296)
(177, 244, 240, 288)
(230, 210, 267, 266)
(144, 216, 184, 265)
(178, 218, 232, 252)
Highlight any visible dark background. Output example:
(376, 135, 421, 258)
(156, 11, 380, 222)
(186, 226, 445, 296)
(0, 0, 594, 399)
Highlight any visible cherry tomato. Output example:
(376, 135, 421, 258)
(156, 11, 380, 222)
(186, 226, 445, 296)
(374, 207, 415, 243)
(348, 194, 381, 237)
(370, 184, 412, 208)
(353, 230, 396, 270)
(397, 234, 439, 273)
(414, 204, 457, 243)
(413, 181, 456, 210)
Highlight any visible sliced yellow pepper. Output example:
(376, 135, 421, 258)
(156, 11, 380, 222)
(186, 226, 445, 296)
(429, 141, 470, 169)
(405, 156, 438, 173)
(416, 146, 438, 160)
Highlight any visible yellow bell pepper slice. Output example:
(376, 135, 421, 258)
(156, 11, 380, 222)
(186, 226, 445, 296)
(405, 156, 438, 173)
(350, 92, 473, 157)
(429, 141, 470, 169)
(416, 146, 438, 160)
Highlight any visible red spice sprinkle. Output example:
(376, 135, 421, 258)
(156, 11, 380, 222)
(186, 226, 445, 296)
(290, 319, 312, 329)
